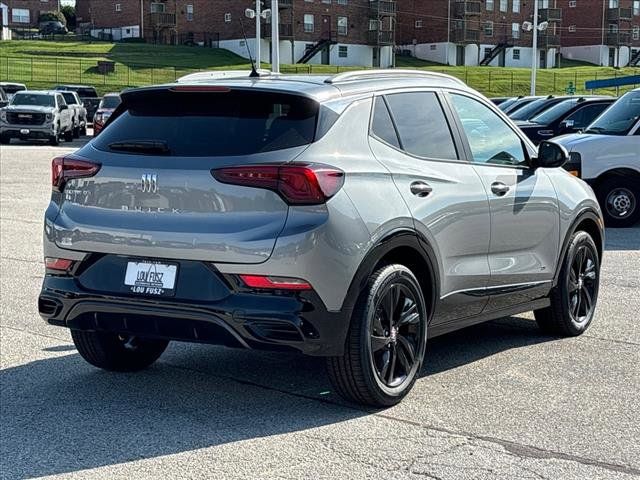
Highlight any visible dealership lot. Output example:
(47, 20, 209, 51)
(1, 142, 639, 479)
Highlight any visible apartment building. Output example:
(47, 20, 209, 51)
(397, 0, 563, 68)
(561, 0, 640, 67)
(74, 0, 396, 67)
(2, 0, 60, 28)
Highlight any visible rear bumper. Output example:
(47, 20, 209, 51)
(38, 259, 352, 356)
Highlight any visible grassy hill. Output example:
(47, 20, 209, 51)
(1, 40, 638, 96)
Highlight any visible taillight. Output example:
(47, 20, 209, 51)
(52, 155, 101, 191)
(239, 275, 312, 291)
(212, 163, 344, 205)
(45, 257, 74, 272)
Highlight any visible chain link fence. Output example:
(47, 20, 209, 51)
(1, 55, 638, 96)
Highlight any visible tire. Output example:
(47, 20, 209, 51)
(71, 330, 169, 372)
(49, 133, 59, 146)
(596, 176, 639, 228)
(73, 125, 80, 138)
(0, 135, 9, 145)
(63, 128, 74, 142)
(534, 231, 600, 336)
(327, 264, 428, 407)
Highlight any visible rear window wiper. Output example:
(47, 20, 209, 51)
(108, 141, 171, 155)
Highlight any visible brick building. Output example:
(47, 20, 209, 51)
(397, 0, 563, 68)
(75, 0, 396, 67)
(2, 0, 60, 28)
(561, 0, 640, 67)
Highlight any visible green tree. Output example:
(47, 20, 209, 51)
(61, 5, 76, 30)
(39, 11, 67, 25)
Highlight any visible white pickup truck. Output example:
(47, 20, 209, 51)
(554, 88, 640, 228)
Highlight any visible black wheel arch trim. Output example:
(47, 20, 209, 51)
(553, 208, 604, 287)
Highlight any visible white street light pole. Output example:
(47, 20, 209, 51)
(271, 0, 280, 73)
(255, 0, 261, 67)
(530, 1, 539, 96)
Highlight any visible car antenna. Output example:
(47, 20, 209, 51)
(239, 18, 260, 78)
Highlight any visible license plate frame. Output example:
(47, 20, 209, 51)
(124, 260, 178, 297)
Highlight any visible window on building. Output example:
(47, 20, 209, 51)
(337, 0, 348, 4)
(569, 1, 577, 7)
(338, 45, 348, 57)
(486, 0, 494, 11)
(569, 25, 577, 32)
(115, 4, 122, 12)
(538, 0, 549, 7)
(513, 48, 521, 59)
(513, 0, 521, 13)
(609, 0, 618, 8)
(609, 23, 619, 33)
(634, 1, 640, 15)
(224, 13, 231, 23)
(150, 3, 165, 13)
(484, 21, 494, 36)
(322, 0, 331, 3)
(512, 23, 520, 39)
(370, 19, 380, 30)
(186, 5, 193, 21)
(633, 25, 640, 40)
(337, 16, 348, 35)
(304, 14, 314, 32)
(500, 0, 507, 12)
(11, 8, 30, 23)
(415, 20, 423, 28)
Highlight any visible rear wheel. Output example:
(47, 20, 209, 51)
(49, 131, 59, 146)
(0, 134, 9, 145)
(71, 330, 169, 372)
(535, 231, 600, 336)
(327, 264, 428, 407)
(73, 125, 80, 138)
(64, 128, 74, 142)
(597, 177, 639, 228)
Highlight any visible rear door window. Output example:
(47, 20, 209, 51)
(384, 92, 458, 160)
(370, 96, 400, 148)
(93, 90, 320, 156)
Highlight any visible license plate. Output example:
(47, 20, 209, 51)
(124, 261, 177, 296)
(20, 129, 30, 135)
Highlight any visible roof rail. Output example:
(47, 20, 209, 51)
(177, 69, 273, 83)
(325, 69, 465, 85)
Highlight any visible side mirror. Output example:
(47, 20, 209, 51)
(59, 104, 68, 111)
(533, 141, 569, 169)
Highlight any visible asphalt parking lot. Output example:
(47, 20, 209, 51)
(1, 139, 639, 480)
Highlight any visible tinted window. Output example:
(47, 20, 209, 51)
(585, 91, 640, 135)
(451, 94, 526, 166)
(11, 93, 55, 107)
(530, 99, 577, 124)
(370, 97, 400, 148)
(61, 92, 76, 105)
(94, 90, 320, 156)
(565, 103, 611, 129)
(2, 84, 26, 94)
(509, 97, 559, 120)
(100, 95, 121, 109)
(385, 92, 457, 160)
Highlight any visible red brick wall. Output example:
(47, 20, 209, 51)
(562, 0, 639, 48)
(7, 0, 60, 27)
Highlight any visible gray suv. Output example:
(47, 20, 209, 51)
(39, 71, 604, 407)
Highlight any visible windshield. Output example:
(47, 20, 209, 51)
(2, 84, 26, 95)
(498, 98, 518, 111)
(584, 91, 640, 135)
(510, 98, 556, 120)
(530, 99, 577, 124)
(10, 93, 55, 107)
(100, 95, 121, 109)
(61, 92, 77, 105)
(94, 90, 321, 156)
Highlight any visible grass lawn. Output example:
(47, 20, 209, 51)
(1, 40, 638, 97)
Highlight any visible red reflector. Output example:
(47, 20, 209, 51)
(170, 85, 231, 93)
(52, 155, 101, 191)
(239, 275, 312, 291)
(212, 163, 344, 205)
(45, 258, 74, 271)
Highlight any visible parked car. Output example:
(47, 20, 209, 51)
(516, 97, 616, 144)
(93, 93, 121, 136)
(501, 95, 543, 115)
(39, 70, 604, 407)
(490, 97, 513, 106)
(58, 90, 88, 138)
(0, 90, 74, 145)
(39, 21, 68, 35)
(498, 96, 521, 111)
(0, 87, 8, 108)
(0, 82, 27, 101)
(54, 85, 101, 121)
(555, 88, 640, 227)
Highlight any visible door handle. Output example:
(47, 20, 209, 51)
(410, 181, 433, 197)
(491, 182, 510, 197)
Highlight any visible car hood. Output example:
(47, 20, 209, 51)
(4, 105, 55, 113)
(553, 133, 625, 150)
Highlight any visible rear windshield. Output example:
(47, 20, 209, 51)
(58, 86, 98, 97)
(3, 84, 26, 94)
(93, 89, 320, 156)
(99, 95, 121, 109)
(61, 92, 77, 104)
(11, 93, 54, 107)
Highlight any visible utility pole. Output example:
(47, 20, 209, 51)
(255, 0, 261, 67)
(530, 0, 539, 96)
(271, 0, 280, 73)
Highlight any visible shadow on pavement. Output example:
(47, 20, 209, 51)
(604, 226, 640, 251)
(0, 314, 555, 479)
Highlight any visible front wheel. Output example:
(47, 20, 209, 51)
(71, 330, 169, 372)
(63, 128, 74, 142)
(597, 177, 639, 228)
(535, 231, 600, 336)
(0, 134, 9, 145)
(49, 132, 59, 146)
(327, 264, 428, 407)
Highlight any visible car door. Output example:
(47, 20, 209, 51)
(56, 94, 71, 128)
(446, 92, 560, 313)
(368, 91, 492, 324)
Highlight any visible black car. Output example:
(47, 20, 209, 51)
(54, 85, 101, 121)
(501, 96, 543, 115)
(516, 97, 616, 144)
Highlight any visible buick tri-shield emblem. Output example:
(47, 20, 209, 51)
(141, 173, 158, 193)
